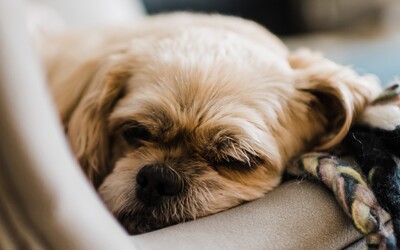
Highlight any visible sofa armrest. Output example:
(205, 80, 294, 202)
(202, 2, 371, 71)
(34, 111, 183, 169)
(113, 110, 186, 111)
(0, 1, 134, 249)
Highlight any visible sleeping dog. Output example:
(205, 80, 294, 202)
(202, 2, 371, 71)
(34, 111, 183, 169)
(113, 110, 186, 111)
(38, 13, 380, 234)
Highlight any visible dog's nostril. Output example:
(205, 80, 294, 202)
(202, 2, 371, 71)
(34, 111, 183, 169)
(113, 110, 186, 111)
(136, 164, 182, 205)
(136, 171, 147, 187)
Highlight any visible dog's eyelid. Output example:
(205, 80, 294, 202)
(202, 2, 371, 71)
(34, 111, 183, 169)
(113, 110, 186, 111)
(120, 121, 152, 144)
(210, 153, 262, 171)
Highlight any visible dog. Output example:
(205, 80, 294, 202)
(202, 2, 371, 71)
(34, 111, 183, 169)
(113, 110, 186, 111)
(39, 13, 381, 234)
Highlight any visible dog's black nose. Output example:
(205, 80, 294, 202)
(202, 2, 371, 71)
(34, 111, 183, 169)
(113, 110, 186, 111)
(136, 164, 182, 205)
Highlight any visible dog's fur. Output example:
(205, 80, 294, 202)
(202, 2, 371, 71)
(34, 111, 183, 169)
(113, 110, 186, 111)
(39, 13, 381, 234)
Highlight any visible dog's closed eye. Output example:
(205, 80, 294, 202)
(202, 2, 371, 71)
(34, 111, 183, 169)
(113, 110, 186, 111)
(121, 121, 151, 147)
(214, 156, 254, 171)
(213, 154, 264, 171)
(205, 132, 264, 172)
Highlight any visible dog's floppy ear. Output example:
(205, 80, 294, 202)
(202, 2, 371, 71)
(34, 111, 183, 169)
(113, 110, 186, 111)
(64, 54, 133, 187)
(289, 49, 381, 150)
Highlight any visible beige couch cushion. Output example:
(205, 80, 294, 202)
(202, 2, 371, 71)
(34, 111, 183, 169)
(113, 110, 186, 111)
(132, 180, 365, 250)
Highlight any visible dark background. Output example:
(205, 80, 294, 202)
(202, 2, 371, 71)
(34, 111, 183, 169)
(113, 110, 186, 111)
(142, 0, 385, 35)
(143, 0, 304, 35)
(141, 0, 399, 84)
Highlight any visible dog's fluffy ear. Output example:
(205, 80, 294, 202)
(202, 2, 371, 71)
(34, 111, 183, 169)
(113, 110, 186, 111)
(64, 54, 132, 187)
(289, 49, 381, 150)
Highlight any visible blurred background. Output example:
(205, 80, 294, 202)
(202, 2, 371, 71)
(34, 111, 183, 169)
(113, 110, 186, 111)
(29, 0, 400, 84)
(142, 0, 399, 84)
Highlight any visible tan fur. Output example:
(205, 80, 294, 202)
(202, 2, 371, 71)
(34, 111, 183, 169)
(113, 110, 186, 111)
(40, 13, 381, 234)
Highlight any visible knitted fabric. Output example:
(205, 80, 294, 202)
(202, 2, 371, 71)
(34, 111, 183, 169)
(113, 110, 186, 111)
(288, 84, 400, 250)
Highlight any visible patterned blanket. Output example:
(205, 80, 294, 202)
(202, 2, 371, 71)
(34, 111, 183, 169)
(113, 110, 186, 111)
(288, 84, 400, 250)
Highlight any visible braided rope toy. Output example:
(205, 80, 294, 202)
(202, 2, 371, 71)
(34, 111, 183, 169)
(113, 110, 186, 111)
(288, 83, 400, 250)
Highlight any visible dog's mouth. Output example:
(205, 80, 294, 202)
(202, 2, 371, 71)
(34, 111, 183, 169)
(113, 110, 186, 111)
(117, 211, 168, 235)
(116, 198, 191, 235)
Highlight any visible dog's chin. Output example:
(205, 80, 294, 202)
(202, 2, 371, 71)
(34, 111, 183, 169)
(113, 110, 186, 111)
(114, 196, 185, 234)
(117, 209, 171, 235)
(117, 200, 237, 235)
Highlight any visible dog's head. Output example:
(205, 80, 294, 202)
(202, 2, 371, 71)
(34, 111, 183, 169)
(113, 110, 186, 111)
(58, 27, 379, 234)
